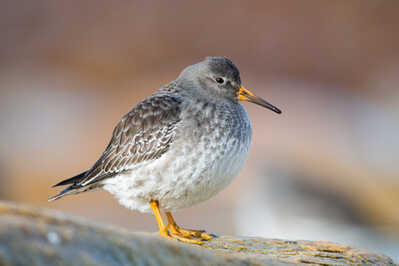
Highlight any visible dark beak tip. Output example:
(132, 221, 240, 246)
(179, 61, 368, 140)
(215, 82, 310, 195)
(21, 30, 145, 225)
(244, 94, 282, 115)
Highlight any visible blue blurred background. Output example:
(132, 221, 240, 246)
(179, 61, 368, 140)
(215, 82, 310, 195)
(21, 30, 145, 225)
(1, 0, 398, 262)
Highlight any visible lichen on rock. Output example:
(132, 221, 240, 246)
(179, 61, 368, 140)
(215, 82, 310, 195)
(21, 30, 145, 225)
(0, 201, 396, 265)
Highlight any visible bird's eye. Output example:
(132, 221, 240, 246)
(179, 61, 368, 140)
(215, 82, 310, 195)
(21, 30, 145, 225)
(215, 77, 225, 84)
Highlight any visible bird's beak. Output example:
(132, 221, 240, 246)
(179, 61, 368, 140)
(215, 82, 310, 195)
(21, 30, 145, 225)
(237, 87, 282, 114)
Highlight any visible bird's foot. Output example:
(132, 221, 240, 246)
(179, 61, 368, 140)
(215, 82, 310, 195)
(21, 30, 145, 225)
(159, 227, 203, 245)
(167, 224, 213, 241)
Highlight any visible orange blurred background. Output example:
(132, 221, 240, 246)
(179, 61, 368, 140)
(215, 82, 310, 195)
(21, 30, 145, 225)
(1, 0, 398, 261)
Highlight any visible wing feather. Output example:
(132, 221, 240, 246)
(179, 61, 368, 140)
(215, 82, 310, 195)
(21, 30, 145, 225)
(59, 94, 182, 190)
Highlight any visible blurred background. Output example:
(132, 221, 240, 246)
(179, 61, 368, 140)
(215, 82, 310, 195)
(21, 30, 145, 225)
(1, 0, 399, 262)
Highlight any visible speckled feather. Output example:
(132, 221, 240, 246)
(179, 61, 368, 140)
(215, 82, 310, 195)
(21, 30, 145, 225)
(81, 94, 182, 186)
(49, 93, 183, 200)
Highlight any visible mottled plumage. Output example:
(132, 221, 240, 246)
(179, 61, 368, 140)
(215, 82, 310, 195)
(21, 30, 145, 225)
(50, 57, 281, 244)
(50, 94, 182, 200)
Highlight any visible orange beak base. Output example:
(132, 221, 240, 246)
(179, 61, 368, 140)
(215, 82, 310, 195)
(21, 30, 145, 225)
(237, 88, 282, 114)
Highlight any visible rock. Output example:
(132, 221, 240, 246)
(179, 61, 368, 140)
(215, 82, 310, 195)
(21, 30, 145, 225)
(0, 201, 395, 265)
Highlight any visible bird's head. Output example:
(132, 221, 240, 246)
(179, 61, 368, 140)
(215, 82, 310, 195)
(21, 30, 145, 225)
(177, 57, 281, 114)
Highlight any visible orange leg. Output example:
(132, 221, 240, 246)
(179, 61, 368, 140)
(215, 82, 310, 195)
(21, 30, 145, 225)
(149, 200, 169, 238)
(165, 212, 213, 241)
(150, 201, 203, 245)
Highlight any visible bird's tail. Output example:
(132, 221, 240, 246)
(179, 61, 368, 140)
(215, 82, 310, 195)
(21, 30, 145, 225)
(48, 185, 76, 202)
(52, 171, 88, 187)
(48, 171, 88, 202)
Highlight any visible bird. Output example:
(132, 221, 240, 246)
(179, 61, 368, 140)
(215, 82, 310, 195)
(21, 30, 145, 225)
(49, 57, 281, 244)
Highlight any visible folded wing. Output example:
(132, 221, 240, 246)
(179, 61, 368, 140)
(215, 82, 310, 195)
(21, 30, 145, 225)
(49, 94, 182, 201)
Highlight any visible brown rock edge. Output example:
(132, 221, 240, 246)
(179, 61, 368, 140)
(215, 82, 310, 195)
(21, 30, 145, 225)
(0, 201, 395, 266)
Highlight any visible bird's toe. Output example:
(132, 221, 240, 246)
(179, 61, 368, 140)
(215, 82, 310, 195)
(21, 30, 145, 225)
(169, 231, 204, 245)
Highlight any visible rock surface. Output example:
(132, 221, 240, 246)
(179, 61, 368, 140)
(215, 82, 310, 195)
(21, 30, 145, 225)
(0, 201, 395, 265)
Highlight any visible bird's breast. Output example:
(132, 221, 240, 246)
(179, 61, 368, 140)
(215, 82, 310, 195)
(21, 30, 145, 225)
(165, 100, 252, 205)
